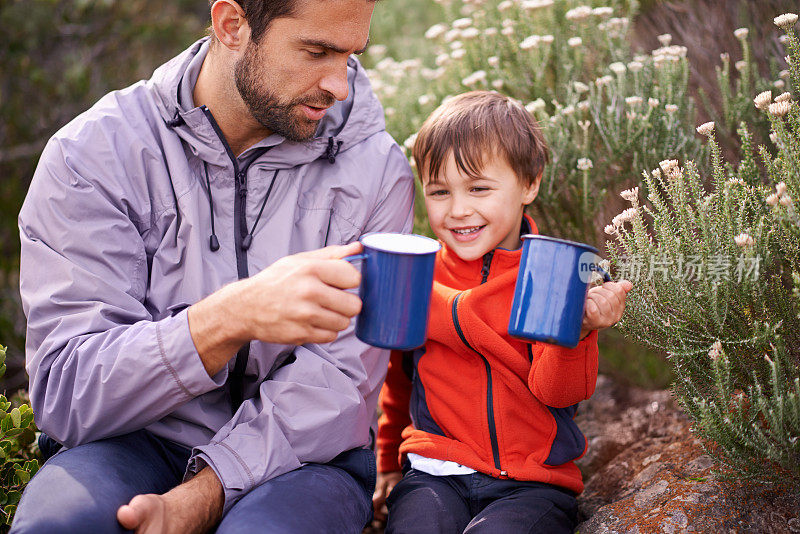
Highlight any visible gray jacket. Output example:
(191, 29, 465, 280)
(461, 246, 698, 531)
(19, 38, 414, 510)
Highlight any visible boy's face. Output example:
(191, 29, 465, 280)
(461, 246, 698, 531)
(423, 152, 540, 262)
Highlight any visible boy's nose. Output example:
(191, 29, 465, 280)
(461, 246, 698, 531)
(449, 197, 474, 218)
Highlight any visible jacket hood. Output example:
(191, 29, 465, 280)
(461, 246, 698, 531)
(148, 37, 386, 168)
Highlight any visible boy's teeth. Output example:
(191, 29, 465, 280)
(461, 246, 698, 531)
(453, 227, 481, 235)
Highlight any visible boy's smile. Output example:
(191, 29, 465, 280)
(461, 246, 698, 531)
(423, 152, 540, 261)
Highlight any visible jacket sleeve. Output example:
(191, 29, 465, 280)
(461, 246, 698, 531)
(18, 138, 227, 448)
(188, 141, 415, 512)
(528, 330, 599, 408)
(376, 350, 413, 473)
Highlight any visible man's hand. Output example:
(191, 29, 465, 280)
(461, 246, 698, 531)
(116, 466, 224, 534)
(188, 242, 363, 377)
(579, 279, 633, 340)
(372, 471, 402, 523)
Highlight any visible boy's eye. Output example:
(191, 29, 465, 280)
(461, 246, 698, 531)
(427, 189, 449, 196)
(471, 186, 489, 193)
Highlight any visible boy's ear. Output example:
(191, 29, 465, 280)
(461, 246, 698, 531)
(521, 172, 542, 205)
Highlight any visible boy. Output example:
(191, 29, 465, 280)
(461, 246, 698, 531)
(372, 91, 632, 533)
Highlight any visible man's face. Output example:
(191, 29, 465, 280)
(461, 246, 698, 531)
(234, 0, 373, 142)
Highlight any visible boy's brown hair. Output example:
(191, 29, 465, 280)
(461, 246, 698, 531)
(412, 91, 549, 186)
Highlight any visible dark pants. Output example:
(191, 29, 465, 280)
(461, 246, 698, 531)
(11, 430, 374, 533)
(385, 469, 578, 534)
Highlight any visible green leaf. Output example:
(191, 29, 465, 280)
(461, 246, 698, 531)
(14, 469, 29, 484)
(10, 408, 21, 429)
(1, 416, 12, 434)
(6, 492, 19, 506)
(4, 504, 16, 524)
(4, 428, 23, 438)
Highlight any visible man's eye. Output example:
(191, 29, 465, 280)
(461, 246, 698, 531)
(307, 50, 327, 58)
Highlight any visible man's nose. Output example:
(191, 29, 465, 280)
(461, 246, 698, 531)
(319, 63, 349, 102)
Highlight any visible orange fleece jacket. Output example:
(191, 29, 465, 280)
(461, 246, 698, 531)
(377, 215, 599, 494)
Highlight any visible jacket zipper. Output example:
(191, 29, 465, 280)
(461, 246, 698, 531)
(200, 105, 271, 412)
(451, 281, 506, 475)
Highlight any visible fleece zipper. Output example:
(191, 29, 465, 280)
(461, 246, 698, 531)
(449, 250, 507, 476)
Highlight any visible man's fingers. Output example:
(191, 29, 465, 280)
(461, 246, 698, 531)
(308, 307, 355, 332)
(314, 284, 362, 317)
(116, 504, 140, 530)
(299, 241, 363, 261)
(314, 259, 362, 290)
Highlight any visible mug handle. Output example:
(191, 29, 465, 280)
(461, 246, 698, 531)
(343, 253, 367, 264)
(596, 265, 613, 283)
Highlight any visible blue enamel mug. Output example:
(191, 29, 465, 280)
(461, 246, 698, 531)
(508, 235, 611, 348)
(346, 233, 441, 350)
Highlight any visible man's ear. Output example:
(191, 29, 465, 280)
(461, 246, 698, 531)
(211, 0, 250, 51)
(522, 172, 542, 205)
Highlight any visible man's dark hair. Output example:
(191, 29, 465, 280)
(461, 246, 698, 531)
(209, 0, 299, 43)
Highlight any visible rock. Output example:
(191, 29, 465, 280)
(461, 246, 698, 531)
(633, 479, 669, 508)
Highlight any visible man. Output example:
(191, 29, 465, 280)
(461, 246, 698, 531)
(12, 0, 414, 531)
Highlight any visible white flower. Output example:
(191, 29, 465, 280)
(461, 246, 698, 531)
(404, 133, 418, 150)
(595, 75, 614, 87)
(696, 121, 715, 136)
(734, 233, 755, 247)
(578, 119, 591, 131)
(541, 34, 554, 44)
(425, 23, 447, 39)
(525, 98, 546, 113)
(573, 81, 589, 93)
(627, 61, 644, 72)
(626, 111, 638, 121)
(450, 40, 463, 50)
(779, 69, 790, 80)
(462, 70, 487, 87)
(577, 101, 590, 112)
(444, 28, 461, 42)
(769, 101, 791, 117)
(452, 17, 473, 29)
(435, 53, 451, 67)
(492, 79, 504, 89)
(781, 195, 793, 207)
(498, 0, 514, 11)
(418, 94, 434, 106)
(520, 35, 541, 50)
(620, 187, 639, 202)
(565, 6, 592, 21)
(780, 34, 790, 44)
(484, 27, 498, 37)
(451, 48, 466, 59)
(657, 33, 672, 46)
(501, 26, 515, 36)
(776, 92, 792, 103)
(648, 97, 660, 108)
(488, 56, 500, 67)
(368, 44, 387, 57)
(665, 104, 679, 114)
(592, 6, 614, 17)
(461, 27, 480, 39)
(770, 132, 779, 145)
(774, 13, 798, 30)
(754, 90, 772, 110)
(775, 79, 786, 89)
(612, 207, 638, 227)
(522, 0, 554, 11)
(625, 96, 643, 107)
(734, 28, 749, 40)
(502, 18, 515, 27)
(659, 159, 679, 173)
(766, 193, 780, 206)
(562, 105, 575, 116)
(577, 158, 593, 171)
(568, 36, 583, 47)
(604, 224, 617, 235)
(735, 60, 747, 72)
(609, 62, 626, 74)
(708, 340, 723, 360)
(776, 182, 788, 196)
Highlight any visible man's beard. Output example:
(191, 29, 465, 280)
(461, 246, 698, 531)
(234, 42, 336, 143)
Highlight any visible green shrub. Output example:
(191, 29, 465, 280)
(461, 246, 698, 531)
(606, 13, 800, 485)
(0, 345, 39, 529)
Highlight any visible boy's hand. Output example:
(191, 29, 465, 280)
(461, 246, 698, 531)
(580, 280, 633, 340)
(372, 471, 402, 523)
